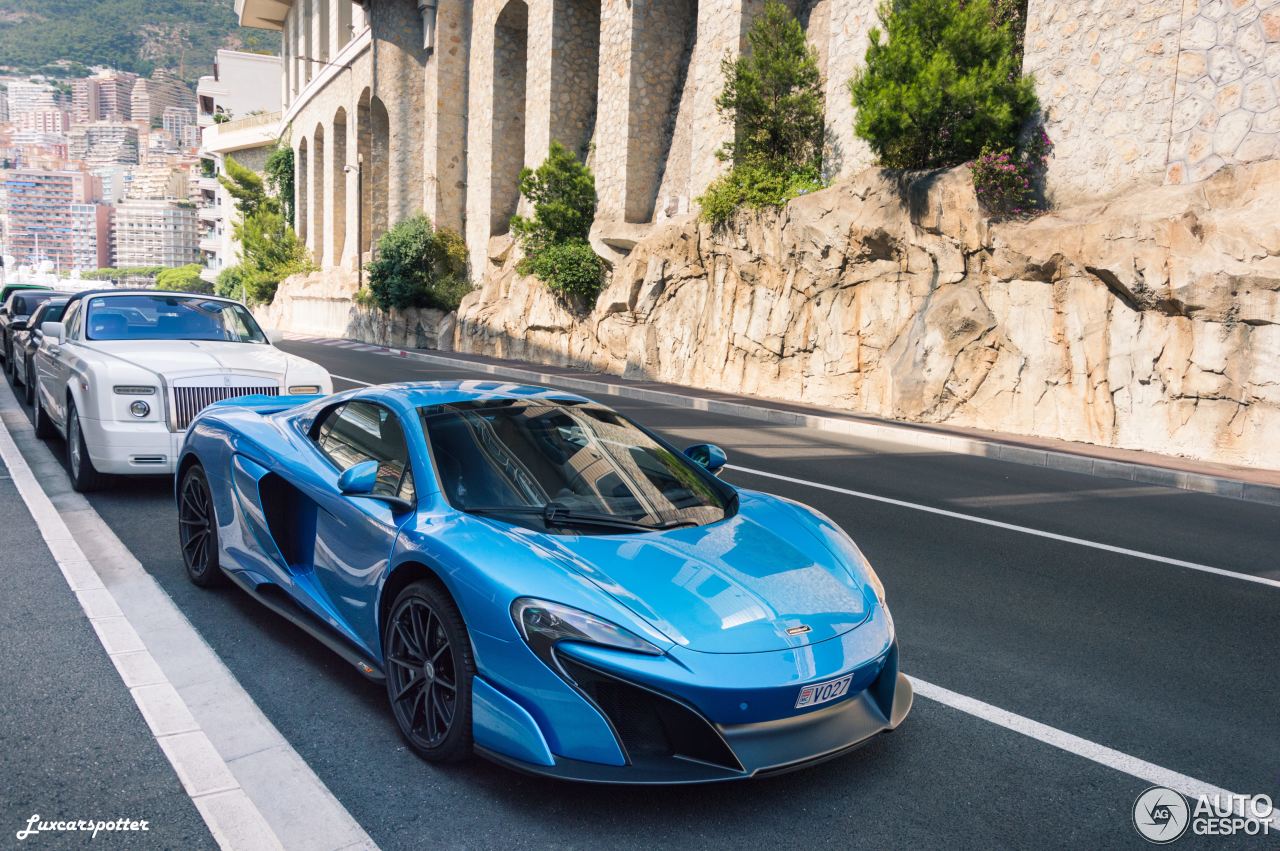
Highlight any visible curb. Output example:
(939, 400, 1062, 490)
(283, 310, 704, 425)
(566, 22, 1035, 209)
(296, 336, 1280, 507)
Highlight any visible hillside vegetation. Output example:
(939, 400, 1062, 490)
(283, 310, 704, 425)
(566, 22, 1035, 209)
(0, 0, 278, 85)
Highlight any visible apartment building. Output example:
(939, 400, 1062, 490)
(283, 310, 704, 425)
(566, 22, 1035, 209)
(69, 203, 113, 269)
(131, 70, 193, 127)
(67, 122, 140, 167)
(1, 168, 99, 271)
(113, 199, 199, 267)
(5, 81, 58, 123)
(71, 71, 137, 124)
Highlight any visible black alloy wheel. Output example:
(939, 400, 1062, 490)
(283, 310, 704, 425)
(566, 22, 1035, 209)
(179, 465, 225, 588)
(384, 581, 474, 762)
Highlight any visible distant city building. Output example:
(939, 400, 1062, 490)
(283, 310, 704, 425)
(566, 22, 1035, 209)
(16, 109, 71, 134)
(69, 203, 113, 269)
(113, 199, 199, 267)
(162, 107, 199, 150)
(1, 168, 99, 271)
(196, 50, 283, 284)
(68, 121, 139, 167)
(71, 71, 137, 124)
(126, 165, 189, 200)
(6, 81, 58, 123)
(0, 90, 8, 124)
(131, 70, 192, 127)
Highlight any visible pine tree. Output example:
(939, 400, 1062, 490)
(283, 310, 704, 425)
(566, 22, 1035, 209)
(217, 155, 277, 220)
(717, 0, 825, 173)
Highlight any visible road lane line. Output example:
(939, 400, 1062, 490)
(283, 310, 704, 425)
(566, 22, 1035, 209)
(728, 465, 1280, 590)
(0, 386, 378, 851)
(332, 374, 372, 386)
(910, 676, 1280, 828)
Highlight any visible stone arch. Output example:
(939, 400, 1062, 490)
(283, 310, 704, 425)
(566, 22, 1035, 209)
(369, 95, 390, 248)
(357, 88, 373, 264)
(332, 106, 348, 268)
(491, 0, 529, 236)
(296, 136, 309, 245)
(628, 0, 698, 223)
(311, 122, 325, 264)
(550, 0, 601, 159)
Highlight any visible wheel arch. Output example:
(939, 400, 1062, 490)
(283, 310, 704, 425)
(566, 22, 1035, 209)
(378, 559, 459, 654)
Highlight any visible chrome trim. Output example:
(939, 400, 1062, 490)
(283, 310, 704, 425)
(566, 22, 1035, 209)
(170, 383, 279, 431)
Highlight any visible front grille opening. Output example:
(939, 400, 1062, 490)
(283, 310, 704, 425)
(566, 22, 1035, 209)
(130, 455, 167, 465)
(559, 657, 743, 772)
(173, 385, 278, 430)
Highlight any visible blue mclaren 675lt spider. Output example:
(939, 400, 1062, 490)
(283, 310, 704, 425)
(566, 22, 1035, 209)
(176, 381, 911, 782)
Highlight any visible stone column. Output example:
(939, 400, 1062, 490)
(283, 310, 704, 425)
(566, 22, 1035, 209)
(523, 0, 555, 167)
(823, 0, 878, 180)
(423, 0, 472, 234)
(334, 0, 352, 54)
(315, 0, 331, 66)
(302, 0, 314, 83)
(592, 0, 631, 222)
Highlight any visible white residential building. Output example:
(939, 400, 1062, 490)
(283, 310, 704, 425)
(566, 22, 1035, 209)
(114, 199, 200, 268)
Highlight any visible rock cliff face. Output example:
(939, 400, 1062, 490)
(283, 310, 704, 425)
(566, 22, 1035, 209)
(454, 162, 1280, 468)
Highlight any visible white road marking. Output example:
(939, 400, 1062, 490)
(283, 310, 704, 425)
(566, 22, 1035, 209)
(0, 386, 378, 851)
(0, 414, 285, 849)
(727, 465, 1280, 590)
(332, 374, 372, 386)
(910, 677, 1280, 828)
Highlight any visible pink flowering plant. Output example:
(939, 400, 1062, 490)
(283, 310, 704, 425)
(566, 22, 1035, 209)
(970, 127, 1052, 218)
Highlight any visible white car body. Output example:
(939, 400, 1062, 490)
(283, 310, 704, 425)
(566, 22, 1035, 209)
(33, 291, 332, 477)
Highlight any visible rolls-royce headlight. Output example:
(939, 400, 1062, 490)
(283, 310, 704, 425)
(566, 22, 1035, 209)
(115, 385, 156, 395)
(129, 400, 151, 418)
(288, 385, 322, 395)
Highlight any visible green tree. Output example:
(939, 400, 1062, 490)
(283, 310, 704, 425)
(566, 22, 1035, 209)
(264, 144, 295, 228)
(366, 216, 471, 312)
(717, 0, 825, 172)
(217, 155, 275, 219)
(155, 263, 211, 293)
(697, 1, 826, 227)
(850, 0, 1038, 169)
(510, 142, 605, 301)
(234, 208, 311, 305)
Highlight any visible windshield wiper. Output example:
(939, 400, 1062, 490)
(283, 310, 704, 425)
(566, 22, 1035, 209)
(464, 503, 696, 532)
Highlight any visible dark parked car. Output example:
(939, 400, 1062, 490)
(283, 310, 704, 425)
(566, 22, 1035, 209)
(11, 297, 69, 406)
(0, 288, 61, 373)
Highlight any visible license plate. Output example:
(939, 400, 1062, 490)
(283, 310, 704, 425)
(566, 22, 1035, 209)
(795, 673, 853, 709)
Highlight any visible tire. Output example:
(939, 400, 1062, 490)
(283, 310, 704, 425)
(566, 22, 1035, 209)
(178, 464, 226, 588)
(32, 383, 56, 438)
(384, 580, 475, 763)
(23, 362, 34, 407)
(11, 355, 22, 389)
(66, 399, 106, 492)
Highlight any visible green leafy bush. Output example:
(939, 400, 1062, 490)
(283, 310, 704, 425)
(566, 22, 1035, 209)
(235, 209, 312, 305)
(850, 0, 1037, 169)
(366, 215, 471, 312)
(511, 142, 606, 301)
(525, 240, 604, 300)
(81, 266, 162, 282)
(155, 264, 212, 294)
(697, 1, 826, 227)
(264, 143, 295, 228)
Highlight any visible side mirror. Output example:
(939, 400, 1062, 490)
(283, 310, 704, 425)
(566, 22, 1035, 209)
(41, 321, 65, 345)
(10, 320, 26, 332)
(684, 443, 728, 476)
(338, 459, 416, 513)
(337, 460, 379, 495)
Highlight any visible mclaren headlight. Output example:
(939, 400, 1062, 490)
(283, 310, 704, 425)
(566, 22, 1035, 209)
(512, 598, 663, 665)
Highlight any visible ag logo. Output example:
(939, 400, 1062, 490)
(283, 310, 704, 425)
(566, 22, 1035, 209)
(1133, 786, 1190, 844)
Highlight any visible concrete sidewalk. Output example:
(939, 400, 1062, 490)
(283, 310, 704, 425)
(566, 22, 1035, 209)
(293, 336, 1280, 505)
(0, 455, 215, 849)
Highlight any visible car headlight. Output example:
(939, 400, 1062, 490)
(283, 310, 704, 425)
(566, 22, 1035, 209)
(287, 385, 322, 395)
(128, 400, 151, 418)
(512, 598, 663, 665)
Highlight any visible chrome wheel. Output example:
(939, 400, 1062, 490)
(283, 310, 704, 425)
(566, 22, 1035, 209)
(68, 415, 82, 475)
(386, 597, 459, 750)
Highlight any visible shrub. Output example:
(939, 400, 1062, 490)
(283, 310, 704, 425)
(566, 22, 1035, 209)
(366, 215, 471, 312)
(698, 161, 824, 229)
(155, 264, 212, 294)
(970, 127, 1052, 218)
(264, 143, 295, 228)
(511, 141, 596, 256)
(697, 1, 826, 226)
(235, 208, 313, 305)
(850, 0, 1038, 170)
(525, 240, 605, 300)
(215, 265, 246, 300)
(511, 142, 606, 301)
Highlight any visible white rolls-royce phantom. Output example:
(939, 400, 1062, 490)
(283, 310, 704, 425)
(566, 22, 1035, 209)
(33, 289, 333, 491)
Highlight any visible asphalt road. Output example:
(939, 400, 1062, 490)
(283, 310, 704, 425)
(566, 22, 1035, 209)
(9, 339, 1279, 849)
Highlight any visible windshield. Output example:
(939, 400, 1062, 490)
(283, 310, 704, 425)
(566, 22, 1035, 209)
(85, 295, 267, 343)
(422, 401, 732, 533)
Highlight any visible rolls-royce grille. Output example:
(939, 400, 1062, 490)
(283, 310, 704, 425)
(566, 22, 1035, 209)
(174, 385, 278, 430)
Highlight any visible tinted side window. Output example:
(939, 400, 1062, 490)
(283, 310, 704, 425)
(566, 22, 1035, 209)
(62, 302, 82, 340)
(315, 401, 414, 499)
